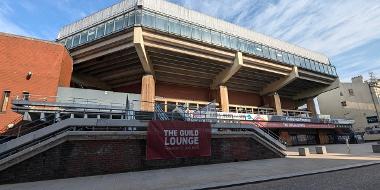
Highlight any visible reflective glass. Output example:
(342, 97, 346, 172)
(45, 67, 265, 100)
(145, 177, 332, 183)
(304, 59, 311, 70)
(283, 52, 290, 64)
(211, 31, 221, 46)
(310, 60, 316, 71)
(180, 23, 192, 38)
(168, 18, 180, 35)
(247, 42, 255, 54)
(87, 28, 96, 41)
(142, 12, 155, 27)
(230, 36, 238, 49)
(299, 57, 306, 68)
(156, 15, 168, 31)
(238, 39, 246, 52)
(288, 54, 295, 65)
(72, 34, 80, 47)
(65, 37, 73, 49)
(221, 34, 230, 48)
(276, 50, 283, 62)
(192, 26, 202, 40)
(319, 63, 325, 73)
(128, 11, 135, 27)
(202, 28, 211, 43)
(105, 20, 114, 35)
(262, 45, 270, 58)
(254, 44, 263, 57)
(269, 48, 277, 60)
(96, 24, 105, 38)
(79, 31, 87, 44)
(332, 67, 337, 76)
(294, 55, 301, 66)
(135, 10, 142, 24)
(323, 65, 329, 74)
(114, 16, 125, 31)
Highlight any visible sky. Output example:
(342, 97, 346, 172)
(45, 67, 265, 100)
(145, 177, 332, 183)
(1, 0, 380, 82)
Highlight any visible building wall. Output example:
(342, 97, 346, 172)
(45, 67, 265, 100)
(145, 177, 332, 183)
(229, 90, 261, 106)
(0, 137, 282, 184)
(0, 33, 73, 132)
(156, 82, 210, 102)
(318, 76, 380, 132)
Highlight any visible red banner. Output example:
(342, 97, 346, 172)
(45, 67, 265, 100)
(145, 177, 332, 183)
(146, 121, 211, 160)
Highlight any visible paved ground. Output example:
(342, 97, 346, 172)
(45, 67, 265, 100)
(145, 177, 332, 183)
(219, 164, 380, 190)
(0, 143, 379, 190)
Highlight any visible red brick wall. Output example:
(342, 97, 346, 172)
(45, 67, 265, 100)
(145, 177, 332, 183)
(156, 82, 210, 101)
(0, 137, 282, 184)
(229, 90, 262, 106)
(281, 97, 296, 110)
(114, 82, 142, 94)
(0, 33, 73, 132)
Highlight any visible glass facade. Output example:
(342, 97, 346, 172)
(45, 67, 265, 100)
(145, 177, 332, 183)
(59, 9, 337, 77)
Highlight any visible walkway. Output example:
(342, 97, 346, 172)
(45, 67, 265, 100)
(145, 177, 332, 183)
(0, 143, 379, 190)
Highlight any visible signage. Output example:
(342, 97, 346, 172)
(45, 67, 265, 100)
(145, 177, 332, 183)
(241, 121, 335, 129)
(146, 120, 211, 160)
(367, 116, 379, 124)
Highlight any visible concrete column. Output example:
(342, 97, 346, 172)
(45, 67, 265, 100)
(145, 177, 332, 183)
(273, 93, 282, 116)
(219, 85, 229, 112)
(141, 75, 155, 112)
(306, 98, 317, 116)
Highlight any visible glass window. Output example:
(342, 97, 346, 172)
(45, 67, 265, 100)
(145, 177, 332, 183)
(323, 65, 329, 74)
(254, 44, 263, 57)
(247, 42, 255, 54)
(124, 13, 129, 27)
(288, 54, 295, 65)
(59, 39, 66, 45)
(114, 16, 125, 31)
(180, 22, 192, 38)
(319, 63, 325, 73)
(65, 37, 73, 49)
(328, 66, 334, 75)
(269, 48, 277, 60)
(96, 24, 105, 38)
(155, 14, 168, 31)
(294, 55, 301, 67)
(314, 61, 320, 72)
(168, 18, 180, 35)
(221, 34, 230, 48)
(211, 31, 221, 46)
(79, 31, 88, 44)
(142, 11, 155, 27)
(192, 26, 202, 41)
(276, 50, 283, 62)
(304, 59, 311, 70)
(283, 52, 290, 64)
(128, 11, 135, 27)
(309, 60, 315, 71)
(299, 57, 306, 68)
(202, 28, 211, 43)
(230, 36, 238, 49)
(135, 10, 142, 24)
(332, 67, 337, 76)
(87, 28, 96, 42)
(262, 45, 270, 58)
(0, 91, 10, 112)
(105, 20, 115, 35)
(72, 34, 80, 47)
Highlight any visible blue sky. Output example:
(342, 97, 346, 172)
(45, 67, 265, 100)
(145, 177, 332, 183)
(1, 0, 380, 82)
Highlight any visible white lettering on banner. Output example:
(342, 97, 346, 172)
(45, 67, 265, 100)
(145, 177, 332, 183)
(164, 129, 200, 146)
(216, 112, 268, 121)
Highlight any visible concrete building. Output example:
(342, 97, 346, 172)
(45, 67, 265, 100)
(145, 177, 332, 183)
(318, 76, 380, 140)
(0, 33, 73, 132)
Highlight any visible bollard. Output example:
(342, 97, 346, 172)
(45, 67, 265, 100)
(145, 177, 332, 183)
(298, 147, 310, 156)
(315, 146, 327, 154)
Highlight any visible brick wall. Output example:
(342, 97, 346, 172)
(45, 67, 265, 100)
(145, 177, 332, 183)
(0, 137, 281, 184)
(156, 82, 211, 101)
(0, 33, 73, 131)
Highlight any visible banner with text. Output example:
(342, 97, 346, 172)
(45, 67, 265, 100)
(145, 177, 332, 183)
(147, 121, 211, 160)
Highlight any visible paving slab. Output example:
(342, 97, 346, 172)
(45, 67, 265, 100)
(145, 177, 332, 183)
(0, 143, 379, 190)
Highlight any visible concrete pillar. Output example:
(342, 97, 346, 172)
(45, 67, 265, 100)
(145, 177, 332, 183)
(141, 75, 155, 112)
(306, 98, 317, 116)
(273, 93, 282, 116)
(219, 85, 229, 112)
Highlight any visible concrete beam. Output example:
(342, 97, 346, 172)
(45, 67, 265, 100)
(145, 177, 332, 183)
(133, 27, 154, 75)
(273, 93, 283, 116)
(211, 52, 243, 89)
(293, 78, 340, 100)
(140, 75, 155, 112)
(219, 86, 229, 112)
(71, 73, 111, 90)
(260, 66, 299, 95)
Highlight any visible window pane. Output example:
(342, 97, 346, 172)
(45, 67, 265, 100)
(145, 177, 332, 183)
(294, 55, 301, 67)
(221, 34, 230, 48)
(262, 45, 270, 58)
(288, 54, 295, 65)
(142, 11, 155, 27)
(323, 65, 329, 74)
(230, 36, 238, 49)
(96, 24, 105, 38)
(79, 31, 88, 44)
(319, 63, 324, 73)
(114, 16, 125, 31)
(65, 37, 73, 49)
(269, 48, 277, 60)
(276, 50, 283, 62)
(310, 60, 316, 71)
(87, 28, 96, 41)
(128, 11, 135, 27)
(168, 18, 180, 35)
(180, 22, 192, 38)
(202, 28, 211, 43)
(254, 44, 263, 57)
(192, 26, 202, 41)
(299, 57, 306, 68)
(72, 34, 80, 47)
(283, 52, 290, 64)
(211, 31, 221, 46)
(332, 67, 337, 76)
(304, 59, 311, 70)
(105, 20, 114, 35)
(247, 42, 255, 54)
(135, 10, 142, 24)
(155, 14, 168, 31)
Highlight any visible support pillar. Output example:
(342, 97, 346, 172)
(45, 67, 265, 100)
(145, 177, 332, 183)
(219, 86, 229, 112)
(306, 98, 317, 116)
(140, 75, 155, 112)
(273, 93, 282, 116)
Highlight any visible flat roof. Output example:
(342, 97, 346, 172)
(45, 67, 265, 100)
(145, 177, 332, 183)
(57, 0, 330, 64)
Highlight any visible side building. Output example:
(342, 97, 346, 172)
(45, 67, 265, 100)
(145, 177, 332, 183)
(318, 75, 380, 140)
(0, 33, 73, 133)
